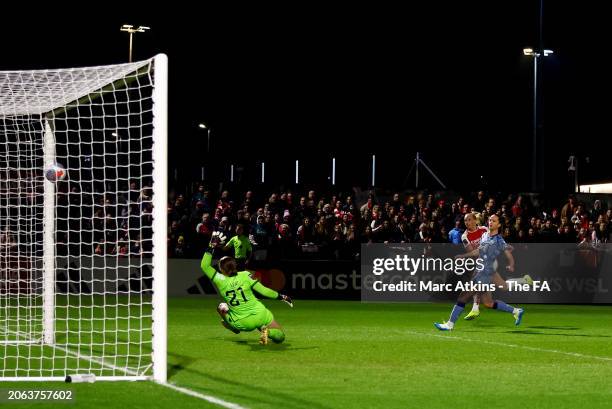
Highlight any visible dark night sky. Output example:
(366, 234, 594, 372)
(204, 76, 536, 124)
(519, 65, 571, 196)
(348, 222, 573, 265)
(1, 3, 611, 192)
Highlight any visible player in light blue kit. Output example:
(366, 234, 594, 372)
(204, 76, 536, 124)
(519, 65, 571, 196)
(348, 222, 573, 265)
(434, 214, 524, 331)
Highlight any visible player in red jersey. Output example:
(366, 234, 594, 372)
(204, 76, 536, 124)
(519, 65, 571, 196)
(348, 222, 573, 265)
(461, 213, 532, 320)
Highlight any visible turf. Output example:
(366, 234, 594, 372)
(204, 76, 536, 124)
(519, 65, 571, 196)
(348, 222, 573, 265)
(2, 298, 612, 408)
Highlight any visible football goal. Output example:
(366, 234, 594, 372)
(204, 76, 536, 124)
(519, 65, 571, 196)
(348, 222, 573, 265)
(0, 55, 167, 382)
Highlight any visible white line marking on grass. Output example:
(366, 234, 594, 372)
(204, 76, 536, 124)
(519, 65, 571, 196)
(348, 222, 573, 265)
(401, 329, 612, 362)
(6, 329, 144, 377)
(159, 382, 249, 409)
(6, 331, 247, 409)
(53, 344, 141, 375)
(57, 344, 249, 408)
(59, 343, 249, 408)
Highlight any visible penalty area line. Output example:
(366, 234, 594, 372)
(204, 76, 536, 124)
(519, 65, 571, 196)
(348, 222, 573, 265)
(401, 329, 612, 362)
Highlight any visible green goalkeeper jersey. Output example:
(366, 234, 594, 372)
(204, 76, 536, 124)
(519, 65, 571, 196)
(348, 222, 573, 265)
(200, 252, 279, 320)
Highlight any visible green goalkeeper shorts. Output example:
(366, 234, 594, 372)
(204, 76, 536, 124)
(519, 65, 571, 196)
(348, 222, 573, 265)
(226, 308, 274, 332)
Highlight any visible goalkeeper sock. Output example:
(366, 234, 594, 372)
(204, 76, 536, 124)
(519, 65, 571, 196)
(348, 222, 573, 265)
(268, 328, 285, 344)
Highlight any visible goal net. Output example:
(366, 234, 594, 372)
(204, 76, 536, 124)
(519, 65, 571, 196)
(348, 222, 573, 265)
(0, 55, 167, 381)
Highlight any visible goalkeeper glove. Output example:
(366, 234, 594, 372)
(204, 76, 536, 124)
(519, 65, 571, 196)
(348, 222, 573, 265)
(210, 231, 227, 247)
(277, 294, 293, 308)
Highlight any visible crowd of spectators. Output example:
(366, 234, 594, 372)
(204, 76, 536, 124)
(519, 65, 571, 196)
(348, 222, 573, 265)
(54, 181, 153, 258)
(167, 185, 612, 261)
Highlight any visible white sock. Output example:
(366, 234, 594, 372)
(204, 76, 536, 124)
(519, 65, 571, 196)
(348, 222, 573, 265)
(471, 303, 480, 312)
(512, 308, 520, 314)
(506, 277, 527, 285)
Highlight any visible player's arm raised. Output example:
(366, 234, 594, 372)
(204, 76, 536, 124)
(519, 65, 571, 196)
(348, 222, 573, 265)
(200, 248, 217, 280)
(200, 232, 227, 280)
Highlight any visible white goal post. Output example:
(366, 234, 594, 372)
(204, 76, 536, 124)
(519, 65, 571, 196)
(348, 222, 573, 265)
(0, 54, 167, 382)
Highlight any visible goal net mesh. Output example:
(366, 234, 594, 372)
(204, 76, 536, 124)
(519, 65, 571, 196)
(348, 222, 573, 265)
(0, 58, 162, 379)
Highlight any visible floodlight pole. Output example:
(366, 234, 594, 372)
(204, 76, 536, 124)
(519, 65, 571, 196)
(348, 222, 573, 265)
(198, 123, 211, 153)
(120, 25, 150, 62)
(523, 47, 554, 191)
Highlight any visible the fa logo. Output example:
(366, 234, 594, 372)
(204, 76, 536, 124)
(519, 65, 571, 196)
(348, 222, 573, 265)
(533, 281, 550, 291)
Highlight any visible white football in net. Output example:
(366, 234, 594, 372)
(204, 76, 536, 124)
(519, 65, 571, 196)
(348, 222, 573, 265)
(44, 163, 66, 182)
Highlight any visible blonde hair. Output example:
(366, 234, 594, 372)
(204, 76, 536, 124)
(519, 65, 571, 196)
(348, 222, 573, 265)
(219, 256, 238, 276)
(464, 212, 481, 224)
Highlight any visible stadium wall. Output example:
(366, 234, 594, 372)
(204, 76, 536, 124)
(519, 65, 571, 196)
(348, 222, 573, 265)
(45, 255, 612, 302)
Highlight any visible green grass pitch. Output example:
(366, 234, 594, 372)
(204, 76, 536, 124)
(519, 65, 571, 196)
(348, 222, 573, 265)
(2, 298, 612, 408)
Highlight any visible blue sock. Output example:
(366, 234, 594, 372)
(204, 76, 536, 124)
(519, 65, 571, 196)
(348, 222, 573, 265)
(494, 300, 515, 313)
(449, 302, 465, 323)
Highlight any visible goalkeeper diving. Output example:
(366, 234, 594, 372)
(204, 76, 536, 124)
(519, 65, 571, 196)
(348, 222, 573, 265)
(200, 231, 293, 345)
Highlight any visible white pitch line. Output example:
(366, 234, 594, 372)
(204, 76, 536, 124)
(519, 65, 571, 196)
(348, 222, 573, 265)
(401, 329, 612, 362)
(58, 345, 249, 408)
(5, 330, 246, 409)
(4, 329, 142, 376)
(158, 382, 249, 409)
(53, 343, 141, 376)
